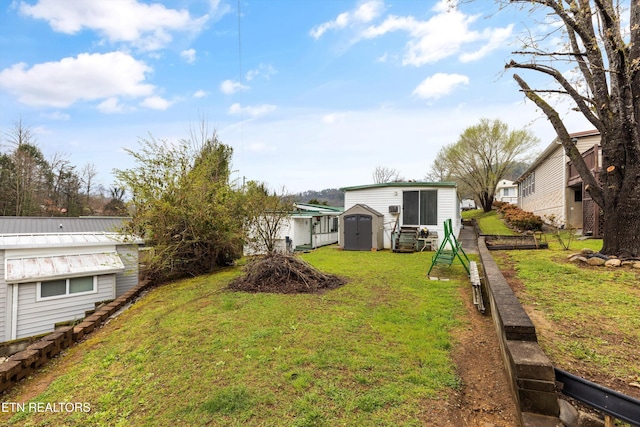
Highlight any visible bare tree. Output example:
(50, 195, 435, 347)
(81, 162, 99, 212)
(4, 120, 50, 215)
(372, 166, 401, 183)
(244, 183, 295, 254)
(504, 0, 640, 258)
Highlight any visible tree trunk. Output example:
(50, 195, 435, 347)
(599, 161, 640, 259)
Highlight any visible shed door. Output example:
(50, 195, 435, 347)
(344, 214, 372, 251)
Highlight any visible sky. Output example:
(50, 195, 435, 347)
(0, 0, 592, 193)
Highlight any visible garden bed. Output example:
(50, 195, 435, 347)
(483, 234, 548, 250)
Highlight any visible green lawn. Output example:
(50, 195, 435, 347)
(494, 239, 640, 387)
(461, 209, 515, 235)
(3, 247, 472, 427)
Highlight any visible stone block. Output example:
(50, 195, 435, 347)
(521, 411, 563, 427)
(9, 349, 40, 369)
(507, 340, 555, 381)
(518, 388, 560, 416)
(72, 326, 85, 341)
(517, 377, 557, 392)
(27, 340, 54, 359)
(0, 360, 22, 382)
(55, 326, 74, 348)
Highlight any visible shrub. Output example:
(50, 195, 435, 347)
(493, 201, 543, 231)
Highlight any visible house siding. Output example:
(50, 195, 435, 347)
(293, 218, 311, 247)
(15, 274, 115, 339)
(520, 145, 566, 223)
(344, 185, 459, 249)
(116, 244, 139, 296)
(0, 250, 6, 341)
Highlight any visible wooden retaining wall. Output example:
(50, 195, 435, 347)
(477, 236, 563, 427)
(0, 280, 150, 395)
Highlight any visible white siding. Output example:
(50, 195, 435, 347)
(15, 274, 115, 339)
(0, 250, 6, 341)
(344, 185, 459, 249)
(521, 145, 566, 222)
(293, 218, 311, 247)
(115, 244, 139, 296)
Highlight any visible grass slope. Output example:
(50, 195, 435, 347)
(4, 247, 471, 427)
(461, 210, 515, 235)
(495, 239, 640, 393)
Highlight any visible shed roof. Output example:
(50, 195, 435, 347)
(341, 204, 384, 217)
(0, 217, 130, 234)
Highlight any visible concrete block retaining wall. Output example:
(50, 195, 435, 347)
(478, 236, 563, 427)
(0, 281, 149, 395)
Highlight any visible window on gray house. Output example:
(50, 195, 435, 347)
(40, 276, 96, 299)
(403, 190, 438, 225)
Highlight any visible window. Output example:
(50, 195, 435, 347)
(574, 189, 583, 202)
(331, 217, 338, 232)
(503, 188, 512, 196)
(39, 276, 97, 300)
(521, 172, 535, 197)
(403, 190, 438, 225)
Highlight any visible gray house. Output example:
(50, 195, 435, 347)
(0, 217, 143, 342)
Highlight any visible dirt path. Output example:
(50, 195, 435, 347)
(446, 286, 520, 426)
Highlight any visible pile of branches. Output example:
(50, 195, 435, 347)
(228, 252, 346, 294)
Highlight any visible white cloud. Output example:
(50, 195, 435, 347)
(413, 73, 469, 99)
(247, 142, 276, 153)
(18, 0, 209, 52)
(140, 96, 172, 110)
(0, 52, 154, 108)
(193, 90, 208, 98)
(220, 79, 249, 95)
(180, 48, 196, 64)
(245, 63, 277, 81)
(459, 25, 514, 62)
(322, 112, 348, 124)
(354, 0, 512, 66)
(228, 103, 277, 117)
(42, 111, 70, 120)
(97, 97, 129, 114)
(310, 0, 384, 39)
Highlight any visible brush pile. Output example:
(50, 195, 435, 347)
(228, 252, 346, 294)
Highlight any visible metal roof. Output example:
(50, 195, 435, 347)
(0, 232, 143, 249)
(340, 181, 457, 191)
(0, 217, 130, 234)
(5, 252, 125, 284)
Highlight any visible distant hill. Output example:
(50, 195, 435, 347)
(293, 188, 344, 207)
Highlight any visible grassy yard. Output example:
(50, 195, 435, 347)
(493, 238, 640, 395)
(2, 247, 473, 427)
(461, 209, 515, 235)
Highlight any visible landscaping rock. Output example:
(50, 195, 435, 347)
(587, 257, 606, 266)
(633, 262, 640, 269)
(604, 259, 621, 267)
(580, 248, 595, 255)
(570, 255, 588, 263)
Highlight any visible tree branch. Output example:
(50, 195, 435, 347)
(512, 73, 604, 207)
(506, 60, 602, 129)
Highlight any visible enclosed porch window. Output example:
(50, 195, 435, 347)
(402, 190, 437, 226)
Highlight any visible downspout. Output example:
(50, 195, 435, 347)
(11, 283, 18, 340)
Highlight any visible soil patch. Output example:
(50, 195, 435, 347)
(443, 285, 520, 426)
(227, 252, 346, 294)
